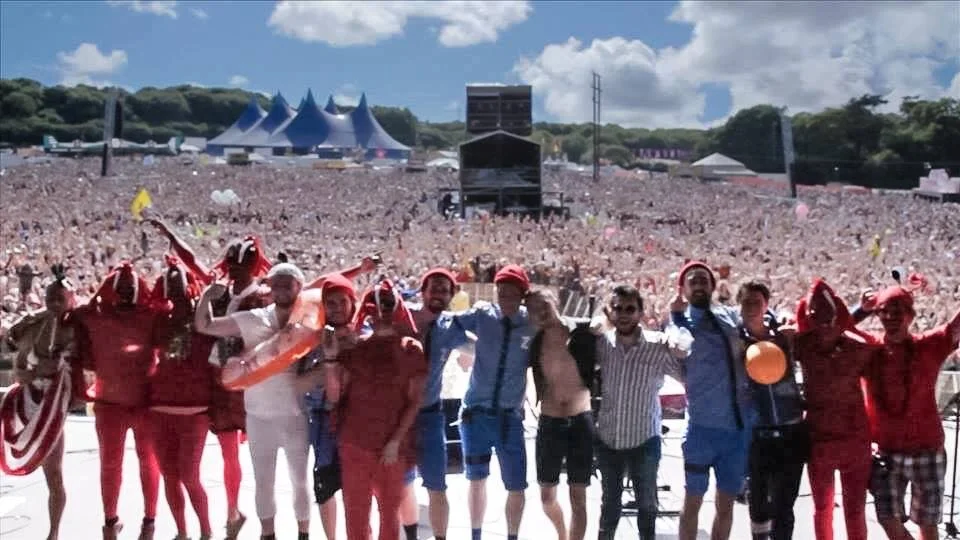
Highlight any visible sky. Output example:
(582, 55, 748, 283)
(1, 0, 958, 129)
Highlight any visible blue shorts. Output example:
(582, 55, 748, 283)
(682, 423, 750, 497)
(407, 407, 448, 491)
(459, 407, 527, 491)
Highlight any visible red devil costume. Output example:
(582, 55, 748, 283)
(861, 286, 960, 533)
(72, 261, 162, 540)
(1, 267, 78, 540)
(147, 256, 216, 539)
(167, 233, 272, 536)
(794, 279, 879, 540)
(325, 280, 427, 540)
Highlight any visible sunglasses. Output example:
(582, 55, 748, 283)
(611, 305, 638, 314)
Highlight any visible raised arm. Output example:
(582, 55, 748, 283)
(148, 219, 213, 284)
(194, 284, 242, 338)
(305, 256, 379, 290)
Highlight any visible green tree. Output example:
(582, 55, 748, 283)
(1, 91, 39, 118)
(561, 134, 589, 163)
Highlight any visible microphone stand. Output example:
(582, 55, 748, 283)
(945, 391, 960, 537)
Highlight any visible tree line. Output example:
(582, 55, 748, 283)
(1, 78, 957, 188)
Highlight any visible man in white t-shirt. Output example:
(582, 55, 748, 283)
(195, 263, 312, 540)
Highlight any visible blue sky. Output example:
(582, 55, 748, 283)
(1, 1, 957, 128)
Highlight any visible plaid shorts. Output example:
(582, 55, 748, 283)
(870, 449, 947, 526)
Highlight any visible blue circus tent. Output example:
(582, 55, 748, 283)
(323, 95, 339, 114)
(350, 93, 410, 159)
(267, 90, 357, 151)
(206, 96, 265, 154)
(230, 92, 297, 148)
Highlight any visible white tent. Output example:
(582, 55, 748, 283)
(691, 152, 757, 178)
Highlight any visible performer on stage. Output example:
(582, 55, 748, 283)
(794, 279, 878, 540)
(858, 286, 960, 540)
(323, 280, 427, 540)
(147, 256, 216, 540)
(2, 265, 78, 540)
(737, 280, 808, 540)
(195, 263, 313, 540)
(671, 262, 750, 540)
(526, 288, 598, 540)
(72, 261, 163, 540)
(399, 268, 470, 540)
(455, 265, 532, 540)
(151, 220, 273, 538)
(295, 272, 364, 540)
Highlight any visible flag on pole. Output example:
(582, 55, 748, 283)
(130, 188, 153, 220)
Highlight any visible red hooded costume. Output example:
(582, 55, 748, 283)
(862, 286, 958, 453)
(335, 280, 426, 540)
(71, 261, 161, 528)
(148, 256, 215, 409)
(794, 278, 879, 540)
(146, 256, 215, 537)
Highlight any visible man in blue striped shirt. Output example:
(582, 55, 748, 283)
(455, 265, 533, 540)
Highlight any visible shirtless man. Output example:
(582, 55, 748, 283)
(526, 289, 596, 540)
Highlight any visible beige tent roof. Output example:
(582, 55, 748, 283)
(692, 152, 746, 168)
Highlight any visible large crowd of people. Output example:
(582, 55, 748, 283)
(1, 155, 959, 540)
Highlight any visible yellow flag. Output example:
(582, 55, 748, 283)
(130, 188, 153, 220)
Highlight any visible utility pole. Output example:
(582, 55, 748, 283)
(779, 108, 796, 198)
(591, 71, 601, 182)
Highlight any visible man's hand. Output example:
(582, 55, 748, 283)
(14, 369, 34, 386)
(322, 327, 340, 360)
(670, 292, 687, 314)
(360, 255, 381, 274)
(381, 439, 400, 465)
(860, 289, 878, 313)
(146, 218, 172, 239)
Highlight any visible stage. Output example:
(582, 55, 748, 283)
(1, 416, 951, 539)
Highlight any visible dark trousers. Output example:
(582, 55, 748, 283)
(748, 424, 809, 540)
(597, 436, 661, 540)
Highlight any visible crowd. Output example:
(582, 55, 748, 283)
(2, 156, 958, 333)
(1, 155, 960, 540)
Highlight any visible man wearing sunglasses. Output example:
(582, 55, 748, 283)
(671, 261, 751, 540)
(594, 285, 686, 540)
(856, 286, 960, 540)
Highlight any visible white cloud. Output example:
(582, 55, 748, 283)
(228, 75, 249, 87)
(444, 100, 459, 111)
(514, 0, 959, 128)
(106, 0, 178, 19)
(267, 0, 531, 47)
(189, 7, 208, 20)
(56, 43, 128, 87)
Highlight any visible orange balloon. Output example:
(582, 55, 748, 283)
(222, 288, 326, 391)
(745, 341, 787, 385)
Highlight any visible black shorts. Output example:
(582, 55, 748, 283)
(536, 411, 595, 486)
(313, 460, 342, 504)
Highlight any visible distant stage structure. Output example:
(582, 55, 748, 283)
(206, 90, 411, 159)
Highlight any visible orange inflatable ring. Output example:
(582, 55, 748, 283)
(222, 288, 326, 390)
(745, 341, 787, 385)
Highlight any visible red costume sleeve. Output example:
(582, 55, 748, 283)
(166, 235, 214, 285)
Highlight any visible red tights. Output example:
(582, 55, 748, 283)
(339, 443, 406, 540)
(808, 439, 871, 540)
(150, 411, 211, 536)
(94, 403, 159, 522)
(216, 430, 243, 517)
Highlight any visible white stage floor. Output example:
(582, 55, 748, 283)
(0, 417, 953, 539)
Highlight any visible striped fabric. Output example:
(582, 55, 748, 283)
(0, 368, 71, 475)
(596, 329, 683, 450)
